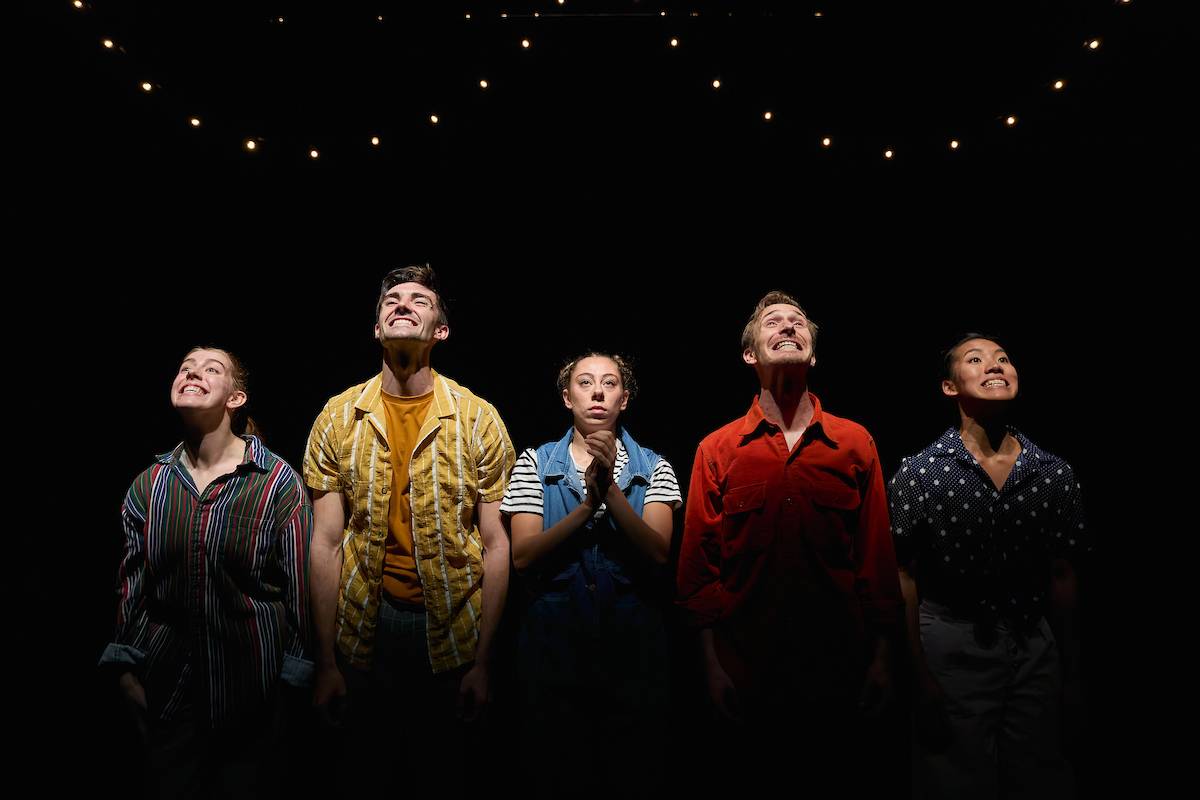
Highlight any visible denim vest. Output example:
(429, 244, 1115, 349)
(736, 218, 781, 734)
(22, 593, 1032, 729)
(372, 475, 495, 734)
(533, 426, 659, 603)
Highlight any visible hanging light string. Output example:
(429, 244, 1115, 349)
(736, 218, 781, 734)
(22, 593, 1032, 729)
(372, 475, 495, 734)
(68, 1, 1135, 163)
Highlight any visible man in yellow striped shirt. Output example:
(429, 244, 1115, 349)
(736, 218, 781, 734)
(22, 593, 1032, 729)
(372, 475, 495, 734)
(304, 265, 515, 775)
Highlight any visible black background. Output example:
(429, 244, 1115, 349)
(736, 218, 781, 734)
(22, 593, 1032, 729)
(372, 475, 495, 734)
(18, 0, 1189, 793)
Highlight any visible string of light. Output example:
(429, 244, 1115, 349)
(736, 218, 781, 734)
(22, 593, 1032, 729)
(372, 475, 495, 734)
(67, 1, 1136, 163)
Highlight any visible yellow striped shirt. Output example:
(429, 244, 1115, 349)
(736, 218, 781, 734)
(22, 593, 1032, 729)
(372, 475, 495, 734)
(303, 371, 515, 672)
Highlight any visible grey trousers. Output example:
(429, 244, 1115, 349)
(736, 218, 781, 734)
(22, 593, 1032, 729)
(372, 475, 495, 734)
(916, 601, 1074, 800)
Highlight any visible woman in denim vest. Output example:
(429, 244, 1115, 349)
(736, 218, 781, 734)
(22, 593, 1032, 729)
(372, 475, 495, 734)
(501, 352, 680, 796)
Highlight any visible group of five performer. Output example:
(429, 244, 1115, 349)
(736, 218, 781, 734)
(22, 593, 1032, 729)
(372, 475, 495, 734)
(100, 265, 1090, 799)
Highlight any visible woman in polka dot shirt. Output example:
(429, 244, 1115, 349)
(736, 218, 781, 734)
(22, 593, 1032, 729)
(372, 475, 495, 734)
(888, 334, 1091, 799)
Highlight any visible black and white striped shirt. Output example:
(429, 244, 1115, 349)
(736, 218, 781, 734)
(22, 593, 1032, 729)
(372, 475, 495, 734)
(501, 441, 681, 519)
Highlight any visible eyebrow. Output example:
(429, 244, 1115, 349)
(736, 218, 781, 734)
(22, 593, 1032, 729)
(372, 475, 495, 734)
(385, 289, 432, 302)
(961, 347, 1007, 357)
(181, 358, 227, 368)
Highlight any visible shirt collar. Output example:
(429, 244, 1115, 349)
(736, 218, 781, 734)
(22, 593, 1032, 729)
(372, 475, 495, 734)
(356, 369, 456, 420)
(155, 435, 269, 472)
(945, 426, 1042, 465)
(1009, 429, 1044, 463)
(737, 392, 837, 446)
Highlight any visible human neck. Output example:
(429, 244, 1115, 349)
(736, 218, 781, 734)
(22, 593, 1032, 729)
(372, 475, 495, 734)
(381, 346, 435, 396)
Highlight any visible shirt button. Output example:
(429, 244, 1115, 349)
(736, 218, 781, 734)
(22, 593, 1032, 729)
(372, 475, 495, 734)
(382, 486, 389, 495)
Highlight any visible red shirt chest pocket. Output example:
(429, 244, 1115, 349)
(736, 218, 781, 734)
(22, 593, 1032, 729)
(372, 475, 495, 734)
(804, 482, 862, 560)
(721, 481, 771, 559)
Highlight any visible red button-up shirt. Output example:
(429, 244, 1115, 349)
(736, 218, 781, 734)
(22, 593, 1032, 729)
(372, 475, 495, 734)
(677, 393, 902, 700)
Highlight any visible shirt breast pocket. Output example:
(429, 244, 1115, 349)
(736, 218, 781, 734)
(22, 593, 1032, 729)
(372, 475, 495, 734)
(807, 483, 862, 557)
(721, 482, 771, 559)
(217, 513, 272, 597)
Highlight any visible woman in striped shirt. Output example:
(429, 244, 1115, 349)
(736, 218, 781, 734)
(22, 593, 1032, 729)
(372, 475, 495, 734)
(500, 352, 681, 796)
(100, 347, 312, 800)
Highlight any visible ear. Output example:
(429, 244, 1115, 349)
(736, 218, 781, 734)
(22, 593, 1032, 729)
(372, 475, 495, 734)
(374, 323, 381, 341)
(433, 323, 450, 342)
(941, 379, 960, 398)
(809, 354, 817, 369)
(226, 390, 248, 411)
(618, 390, 629, 413)
(743, 346, 758, 366)
(562, 387, 573, 410)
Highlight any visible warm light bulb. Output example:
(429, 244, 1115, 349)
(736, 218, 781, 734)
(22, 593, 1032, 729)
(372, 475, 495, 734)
(521, 39, 530, 48)
(370, 136, 380, 146)
(670, 38, 679, 47)
(479, 79, 489, 89)
(763, 111, 773, 121)
(430, 115, 440, 124)
(309, 149, 320, 159)
(1005, 115, 1017, 126)
(189, 117, 201, 127)
(102, 39, 114, 49)
(1087, 39, 1100, 49)
(821, 137, 832, 147)
(884, 149, 894, 159)
(245, 139, 257, 151)
(1053, 79, 1065, 90)
(73, 1, 84, 9)
(949, 139, 960, 150)
(140, 81, 153, 92)
(712, 79, 721, 89)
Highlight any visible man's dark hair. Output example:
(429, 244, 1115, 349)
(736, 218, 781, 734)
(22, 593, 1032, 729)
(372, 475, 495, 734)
(376, 264, 448, 326)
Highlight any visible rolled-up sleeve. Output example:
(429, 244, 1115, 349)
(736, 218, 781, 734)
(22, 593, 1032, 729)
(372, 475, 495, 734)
(475, 403, 516, 504)
(98, 476, 152, 671)
(275, 469, 314, 685)
(303, 403, 342, 494)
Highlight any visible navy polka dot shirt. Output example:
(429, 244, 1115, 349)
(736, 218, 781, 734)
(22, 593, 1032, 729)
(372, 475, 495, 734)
(888, 427, 1091, 631)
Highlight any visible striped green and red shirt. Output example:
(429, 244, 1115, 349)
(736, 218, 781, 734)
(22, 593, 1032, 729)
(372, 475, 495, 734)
(100, 436, 312, 726)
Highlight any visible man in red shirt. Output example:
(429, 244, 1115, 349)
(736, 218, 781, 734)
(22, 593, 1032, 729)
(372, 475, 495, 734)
(677, 291, 903, 784)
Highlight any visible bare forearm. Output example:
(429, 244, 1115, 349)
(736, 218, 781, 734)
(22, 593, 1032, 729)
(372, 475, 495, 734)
(699, 627, 722, 671)
(605, 488, 670, 565)
(898, 566, 929, 683)
(1050, 559, 1081, 679)
(475, 537, 510, 665)
(511, 504, 595, 572)
(310, 543, 343, 668)
(871, 634, 891, 670)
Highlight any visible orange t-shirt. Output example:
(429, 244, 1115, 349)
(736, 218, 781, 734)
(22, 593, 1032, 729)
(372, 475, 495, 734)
(380, 390, 435, 605)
